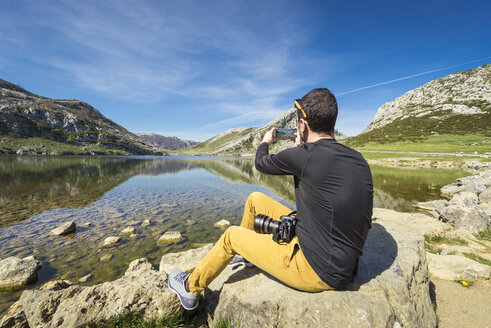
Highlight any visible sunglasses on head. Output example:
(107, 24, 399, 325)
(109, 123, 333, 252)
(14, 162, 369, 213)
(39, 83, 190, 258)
(294, 99, 307, 119)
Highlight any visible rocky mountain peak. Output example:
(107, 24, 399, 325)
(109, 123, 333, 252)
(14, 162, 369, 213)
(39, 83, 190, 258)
(364, 63, 491, 133)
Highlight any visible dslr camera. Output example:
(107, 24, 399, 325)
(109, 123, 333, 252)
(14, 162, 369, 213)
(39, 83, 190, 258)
(254, 212, 297, 244)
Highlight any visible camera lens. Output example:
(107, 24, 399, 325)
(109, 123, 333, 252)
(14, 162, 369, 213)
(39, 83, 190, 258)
(254, 214, 280, 234)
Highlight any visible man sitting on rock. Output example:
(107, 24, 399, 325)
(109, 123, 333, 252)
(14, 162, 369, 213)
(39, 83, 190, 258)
(169, 88, 374, 310)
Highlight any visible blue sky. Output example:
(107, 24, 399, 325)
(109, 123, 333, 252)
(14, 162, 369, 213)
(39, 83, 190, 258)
(1, 0, 490, 141)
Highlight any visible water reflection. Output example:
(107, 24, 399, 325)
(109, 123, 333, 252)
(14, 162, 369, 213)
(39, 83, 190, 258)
(0, 155, 470, 315)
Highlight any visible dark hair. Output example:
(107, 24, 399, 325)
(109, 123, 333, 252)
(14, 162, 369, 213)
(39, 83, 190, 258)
(298, 88, 337, 135)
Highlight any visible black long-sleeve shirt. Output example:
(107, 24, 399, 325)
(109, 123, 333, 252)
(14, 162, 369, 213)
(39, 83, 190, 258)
(255, 139, 373, 288)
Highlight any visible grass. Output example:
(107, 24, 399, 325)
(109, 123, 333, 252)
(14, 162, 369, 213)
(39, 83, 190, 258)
(214, 312, 237, 328)
(360, 151, 490, 163)
(424, 235, 468, 246)
(462, 253, 491, 267)
(90, 311, 237, 328)
(348, 133, 491, 154)
(424, 235, 468, 254)
(475, 229, 491, 242)
(91, 312, 188, 328)
(0, 135, 130, 155)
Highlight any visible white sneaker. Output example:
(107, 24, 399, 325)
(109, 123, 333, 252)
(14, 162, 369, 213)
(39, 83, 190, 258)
(227, 254, 254, 268)
(168, 268, 199, 310)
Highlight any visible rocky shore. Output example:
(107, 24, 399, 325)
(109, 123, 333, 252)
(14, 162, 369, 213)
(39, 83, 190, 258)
(1, 168, 490, 328)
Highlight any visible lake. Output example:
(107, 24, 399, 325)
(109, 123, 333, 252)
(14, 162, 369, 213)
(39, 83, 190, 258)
(0, 155, 470, 315)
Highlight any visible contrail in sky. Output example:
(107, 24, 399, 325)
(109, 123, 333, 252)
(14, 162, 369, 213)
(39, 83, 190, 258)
(337, 56, 491, 96)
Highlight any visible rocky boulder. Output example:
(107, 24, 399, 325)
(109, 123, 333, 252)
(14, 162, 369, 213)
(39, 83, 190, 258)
(160, 244, 214, 274)
(426, 253, 491, 280)
(438, 204, 490, 233)
(206, 209, 436, 327)
(0, 256, 42, 289)
(50, 222, 76, 236)
(14, 259, 181, 328)
(161, 208, 438, 327)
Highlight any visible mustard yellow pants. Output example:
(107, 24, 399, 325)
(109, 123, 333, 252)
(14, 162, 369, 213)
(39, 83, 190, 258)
(188, 192, 332, 295)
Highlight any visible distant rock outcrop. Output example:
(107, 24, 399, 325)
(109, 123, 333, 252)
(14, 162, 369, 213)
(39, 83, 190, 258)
(0, 79, 163, 155)
(348, 63, 491, 146)
(185, 108, 347, 156)
(136, 133, 199, 150)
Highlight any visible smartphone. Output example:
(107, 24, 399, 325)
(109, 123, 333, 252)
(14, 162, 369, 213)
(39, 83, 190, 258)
(274, 129, 296, 141)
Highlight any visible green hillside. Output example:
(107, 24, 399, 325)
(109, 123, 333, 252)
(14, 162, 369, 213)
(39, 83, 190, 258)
(346, 64, 491, 153)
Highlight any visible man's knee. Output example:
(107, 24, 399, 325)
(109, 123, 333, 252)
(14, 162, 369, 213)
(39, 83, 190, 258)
(247, 192, 267, 205)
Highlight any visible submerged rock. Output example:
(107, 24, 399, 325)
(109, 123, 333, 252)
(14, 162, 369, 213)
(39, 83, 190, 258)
(213, 219, 230, 228)
(79, 274, 93, 283)
(121, 227, 136, 234)
(102, 236, 121, 247)
(142, 219, 151, 226)
(99, 254, 113, 262)
(158, 231, 183, 243)
(50, 222, 76, 236)
(0, 256, 42, 289)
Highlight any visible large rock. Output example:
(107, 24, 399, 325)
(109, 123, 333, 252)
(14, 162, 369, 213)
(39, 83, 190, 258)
(479, 186, 491, 203)
(186, 208, 437, 327)
(17, 258, 181, 328)
(372, 208, 452, 236)
(441, 172, 490, 197)
(449, 191, 479, 206)
(0, 257, 42, 289)
(0, 301, 28, 328)
(426, 253, 491, 280)
(50, 222, 76, 236)
(160, 244, 214, 274)
(438, 204, 490, 233)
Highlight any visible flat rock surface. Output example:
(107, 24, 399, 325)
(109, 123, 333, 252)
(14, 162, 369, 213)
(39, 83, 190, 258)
(0, 257, 42, 289)
(426, 253, 491, 280)
(197, 209, 438, 327)
(160, 244, 214, 274)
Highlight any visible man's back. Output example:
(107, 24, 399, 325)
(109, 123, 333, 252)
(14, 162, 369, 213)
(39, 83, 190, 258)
(255, 138, 373, 288)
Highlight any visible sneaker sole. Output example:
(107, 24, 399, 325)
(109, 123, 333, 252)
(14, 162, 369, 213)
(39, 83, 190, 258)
(168, 281, 199, 311)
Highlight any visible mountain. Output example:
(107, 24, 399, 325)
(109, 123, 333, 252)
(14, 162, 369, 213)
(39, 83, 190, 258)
(346, 63, 491, 147)
(182, 108, 347, 156)
(136, 133, 199, 150)
(0, 79, 163, 155)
